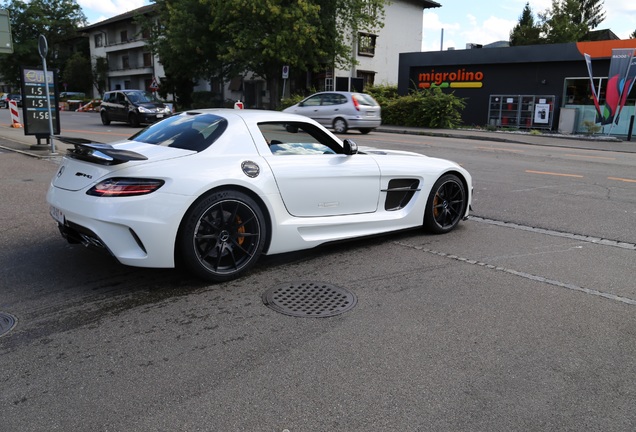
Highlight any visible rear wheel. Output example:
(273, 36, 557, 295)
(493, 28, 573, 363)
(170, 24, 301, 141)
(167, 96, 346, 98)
(178, 190, 267, 282)
(423, 174, 467, 234)
(100, 111, 110, 125)
(333, 118, 348, 133)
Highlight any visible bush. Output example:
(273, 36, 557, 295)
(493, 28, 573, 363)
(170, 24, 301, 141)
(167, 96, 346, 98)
(279, 93, 306, 110)
(368, 85, 466, 129)
(582, 120, 601, 135)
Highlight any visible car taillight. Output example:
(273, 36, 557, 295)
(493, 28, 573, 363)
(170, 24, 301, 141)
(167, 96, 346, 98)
(87, 178, 165, 197)
(352, 95, 360, 111)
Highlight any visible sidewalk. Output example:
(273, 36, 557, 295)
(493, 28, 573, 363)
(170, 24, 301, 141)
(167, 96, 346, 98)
(1, 122, 635, 158)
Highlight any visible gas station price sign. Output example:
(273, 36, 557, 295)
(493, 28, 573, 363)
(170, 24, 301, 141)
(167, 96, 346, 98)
(20, 67, 60, 136)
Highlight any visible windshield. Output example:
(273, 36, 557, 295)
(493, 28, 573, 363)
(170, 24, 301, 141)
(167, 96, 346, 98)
(129, 113, 228, 152)
(126, 91, 158, 104)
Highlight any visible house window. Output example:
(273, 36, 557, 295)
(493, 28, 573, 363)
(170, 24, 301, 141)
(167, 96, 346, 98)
(94, 34, 103, 47)
(358, 33, 377, 57)
(122, 55, 130, 69)
(357, 70, 376, 88)
(120, 30, 128, 43)
(143, 52, 152, 67)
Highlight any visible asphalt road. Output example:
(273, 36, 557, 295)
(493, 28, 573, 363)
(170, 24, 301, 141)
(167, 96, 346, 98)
(1, 110, 636, 431)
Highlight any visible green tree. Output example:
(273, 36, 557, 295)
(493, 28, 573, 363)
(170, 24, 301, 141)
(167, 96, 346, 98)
(0, 0, 86, 87)
(509, 2, 543, 46)
(92, 57, 108, 97)
(61, 52, 92, 95)
(146, 0, 386, 109)
(539, 0, 588, 43)
(141, 0, 226, 108)
(538, 0, 605, 43)
(630, 29, 636, 39)
(578, 0, 606, 30)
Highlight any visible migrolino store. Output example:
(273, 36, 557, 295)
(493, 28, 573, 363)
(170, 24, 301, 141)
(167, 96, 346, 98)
(397, 39, 636, 136)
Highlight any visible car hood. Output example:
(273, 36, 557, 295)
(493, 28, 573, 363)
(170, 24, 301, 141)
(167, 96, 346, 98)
(138, 102, 166, 109)
(51, 139, 194, 191)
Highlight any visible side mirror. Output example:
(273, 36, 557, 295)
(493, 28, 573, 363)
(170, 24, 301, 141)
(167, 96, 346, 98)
(343, 139, 358, 155)
(285, 124, 299, 133)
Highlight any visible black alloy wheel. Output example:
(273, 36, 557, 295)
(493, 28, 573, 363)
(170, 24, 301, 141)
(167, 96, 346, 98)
(178, 190, 267, 282)
(423, 174, 467, 234)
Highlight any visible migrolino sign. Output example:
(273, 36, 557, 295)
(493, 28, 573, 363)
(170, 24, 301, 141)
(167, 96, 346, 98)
(418, 68, 484, 89)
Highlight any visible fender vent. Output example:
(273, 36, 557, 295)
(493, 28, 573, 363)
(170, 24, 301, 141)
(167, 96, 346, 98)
(383, 178, 420, 211)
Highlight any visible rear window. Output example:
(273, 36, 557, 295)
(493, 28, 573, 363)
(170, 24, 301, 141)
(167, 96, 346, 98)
(129, 112, 227, 152)
(352, 93, 378, 106)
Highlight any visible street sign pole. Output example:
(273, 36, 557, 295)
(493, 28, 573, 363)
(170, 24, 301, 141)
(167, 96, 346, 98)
(38, 34, 56, 154)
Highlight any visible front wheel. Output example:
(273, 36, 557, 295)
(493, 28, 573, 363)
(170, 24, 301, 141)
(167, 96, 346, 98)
(333, 118, 348, 134)
(423, 174, 467, 234)
(178, 190, 267, 282)
(128, 112, 140, 127)
(100, 111, 110, 125)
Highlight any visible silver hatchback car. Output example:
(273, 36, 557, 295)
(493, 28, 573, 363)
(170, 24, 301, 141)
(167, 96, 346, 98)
(283, 91, 381, 134)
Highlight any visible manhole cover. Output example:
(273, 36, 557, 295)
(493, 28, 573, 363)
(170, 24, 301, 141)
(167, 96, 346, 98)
(262, 282, 357, 318)
(0, 312, 17, 337)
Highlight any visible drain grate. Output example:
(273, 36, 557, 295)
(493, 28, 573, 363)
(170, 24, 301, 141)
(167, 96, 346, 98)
(262, 282, 357, 318)
(0, 312, 16, 337)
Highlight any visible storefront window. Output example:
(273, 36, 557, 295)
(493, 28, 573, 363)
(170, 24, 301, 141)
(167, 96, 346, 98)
(564, 76, 636, 135)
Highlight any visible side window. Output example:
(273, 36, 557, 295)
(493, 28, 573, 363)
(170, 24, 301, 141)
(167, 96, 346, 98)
(116, 93, 126, 104)
(258, 122, 342, 156)
(322, 94, 337, 106)
(334, 94, 347, 105)
(302, 95, 322, 107)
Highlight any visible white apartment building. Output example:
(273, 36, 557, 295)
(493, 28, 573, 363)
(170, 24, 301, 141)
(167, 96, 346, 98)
(84, 5, 162, 98)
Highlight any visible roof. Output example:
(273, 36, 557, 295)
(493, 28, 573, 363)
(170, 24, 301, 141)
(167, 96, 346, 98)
(81, 4, 156, 31)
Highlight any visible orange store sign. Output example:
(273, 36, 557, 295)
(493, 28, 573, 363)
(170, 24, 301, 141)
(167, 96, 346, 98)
(418, 69, 484, 89)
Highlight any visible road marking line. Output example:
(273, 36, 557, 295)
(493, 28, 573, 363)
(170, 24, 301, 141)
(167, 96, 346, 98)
(475, 146, 524, 153)
(564, 153, 616, 160)
(525, 170, 583, 178)
(396, 241, 636, 306)
(608, 176, 636, 183)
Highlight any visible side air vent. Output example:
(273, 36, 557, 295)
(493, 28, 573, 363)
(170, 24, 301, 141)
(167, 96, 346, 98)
(383, 179, 421, 211)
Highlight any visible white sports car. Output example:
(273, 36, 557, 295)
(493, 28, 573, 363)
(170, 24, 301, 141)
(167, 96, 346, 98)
(47, 109, 472, 282)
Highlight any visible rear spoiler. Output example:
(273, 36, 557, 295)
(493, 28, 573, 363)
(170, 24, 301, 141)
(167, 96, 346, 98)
(56, 136, 148, 166)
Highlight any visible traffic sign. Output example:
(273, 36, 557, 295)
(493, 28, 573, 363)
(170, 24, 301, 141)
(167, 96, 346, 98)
(149, 77, 159, 91)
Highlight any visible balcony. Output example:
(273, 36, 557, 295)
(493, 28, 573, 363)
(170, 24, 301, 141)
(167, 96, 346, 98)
(104, 37, 147, 53)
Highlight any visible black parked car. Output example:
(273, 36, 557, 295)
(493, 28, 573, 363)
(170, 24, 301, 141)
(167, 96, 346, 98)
(100, 90, 172, 127)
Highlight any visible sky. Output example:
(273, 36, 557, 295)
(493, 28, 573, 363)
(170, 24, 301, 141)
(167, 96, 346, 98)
(78, 0, 636, 51)
(422, 0, 636, 51)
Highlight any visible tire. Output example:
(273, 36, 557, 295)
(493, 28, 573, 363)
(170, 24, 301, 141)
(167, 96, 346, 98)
(100, 111, 110, 125)
(178, 190, 267, 282)
(333, 118, 348, 133)
(423, 174, 467, 234)
(128, 112, 140, 127)
(359, 128, 372, 134)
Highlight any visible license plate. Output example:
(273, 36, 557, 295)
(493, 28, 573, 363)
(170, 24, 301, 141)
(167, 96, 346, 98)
(366, 111, 376, 117)
(156, 113, 164, 118)
(50, 206, 65, 224)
